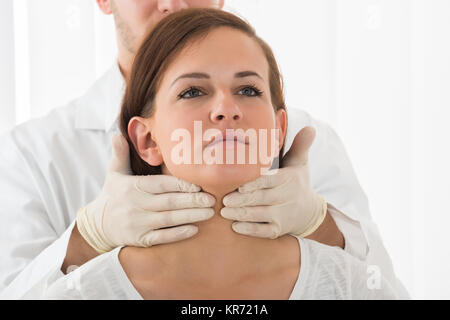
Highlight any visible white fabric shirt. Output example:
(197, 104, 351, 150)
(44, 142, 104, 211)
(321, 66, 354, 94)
(43, 237, 398, 300)
(0, 64, 408, 299)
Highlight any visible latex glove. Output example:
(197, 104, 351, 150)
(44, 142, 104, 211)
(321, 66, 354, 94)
(76, 134, 215, 253)
(220, 127, 327, 239)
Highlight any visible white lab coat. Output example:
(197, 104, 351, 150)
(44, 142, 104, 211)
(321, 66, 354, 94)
(0, 64, 408, 299)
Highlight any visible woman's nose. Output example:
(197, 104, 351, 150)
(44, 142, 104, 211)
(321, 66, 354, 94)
(209, 93, 243, 123)
(157, 0, 188, 14)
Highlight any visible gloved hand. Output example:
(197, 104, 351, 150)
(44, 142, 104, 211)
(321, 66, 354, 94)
(76, 134, 215, 254)
(220, 126, 327, 239)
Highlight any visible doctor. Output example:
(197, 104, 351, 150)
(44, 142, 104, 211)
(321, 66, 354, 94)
(0, 0, 406, 299)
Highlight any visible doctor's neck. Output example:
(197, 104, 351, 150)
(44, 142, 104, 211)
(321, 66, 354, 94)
(115, 24, 141, 80)
(117, 50, 134, 80)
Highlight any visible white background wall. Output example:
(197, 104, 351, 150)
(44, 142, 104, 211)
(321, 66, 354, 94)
(1, 0, 449, 299)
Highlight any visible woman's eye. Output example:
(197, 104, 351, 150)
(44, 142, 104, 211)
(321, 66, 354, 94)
(238, 86, 262, 97)
(179, 87, 204, 99)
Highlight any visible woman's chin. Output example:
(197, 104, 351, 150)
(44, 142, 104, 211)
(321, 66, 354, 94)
(190, 164, 262, 194)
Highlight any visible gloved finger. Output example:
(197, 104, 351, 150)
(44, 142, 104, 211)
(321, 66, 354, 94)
(237, 169, 290, 193)
(223, 187, 287, 208)
(220, 206, 273, 223)
(135, 175, 201, 194)
(135, 192, 216, 211)
(108, 134, 132, 175)
(231, 222, 281, 239)
(144, 208, 215, 229)
(282, 126, 316, 167)
(139, 225, 199, 247)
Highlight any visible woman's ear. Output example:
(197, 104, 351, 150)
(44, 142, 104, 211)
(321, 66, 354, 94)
(275, 109, 287, 152)
(128, 117, 163, 166)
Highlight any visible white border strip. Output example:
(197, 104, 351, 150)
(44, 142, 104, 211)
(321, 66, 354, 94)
(410, 0, 426, 299)
(13, 0, 31, 125)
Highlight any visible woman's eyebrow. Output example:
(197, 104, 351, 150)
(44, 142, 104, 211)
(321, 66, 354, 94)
(171, 73, 210, 87)
(171, 70, 263, 87)
(235, 71, 263, 80)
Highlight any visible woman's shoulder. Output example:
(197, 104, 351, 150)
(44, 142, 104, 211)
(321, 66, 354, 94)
(44, 247, 141, 300)
(299, 236, 357, 264)
(292, 237, 398, 300)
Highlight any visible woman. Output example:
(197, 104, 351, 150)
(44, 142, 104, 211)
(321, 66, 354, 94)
(45, 8, 396, 300)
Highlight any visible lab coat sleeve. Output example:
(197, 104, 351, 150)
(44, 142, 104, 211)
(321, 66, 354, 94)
(307, 117, 409, 299)
(0, 132, 74, 299)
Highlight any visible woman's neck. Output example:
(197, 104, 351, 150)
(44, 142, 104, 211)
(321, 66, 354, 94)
(122, 181, 300, 294)
(170, 184, 296, 277)
(193, 185, 241, 247)
(159, 164, 252, 248)
(139, 170, 295, 276)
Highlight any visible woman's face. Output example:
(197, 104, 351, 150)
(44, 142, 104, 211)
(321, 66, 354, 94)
(132, 27, 286, 194)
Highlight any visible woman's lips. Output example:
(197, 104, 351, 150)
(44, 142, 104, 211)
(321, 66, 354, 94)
(205, 132, 249, 149)
(206, 137, 247, 148)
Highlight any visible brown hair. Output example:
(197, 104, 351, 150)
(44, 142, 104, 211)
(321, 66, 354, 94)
(120, 8, 287, 176)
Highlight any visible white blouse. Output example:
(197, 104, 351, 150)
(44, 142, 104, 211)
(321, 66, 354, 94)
(43, 237, 397, 300)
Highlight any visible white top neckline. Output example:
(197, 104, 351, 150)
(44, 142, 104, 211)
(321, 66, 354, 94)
(109, 236, 306, 300)
(43, 236, 398, 299)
